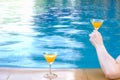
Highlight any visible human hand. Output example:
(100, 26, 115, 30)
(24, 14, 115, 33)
(89, 30, 104, 48)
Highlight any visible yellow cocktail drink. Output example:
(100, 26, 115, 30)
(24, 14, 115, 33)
(44, 54, 57, 64)
(43, 53, 58, 79)
(90, 19, 104, 30)
(92, 22, 103, 29)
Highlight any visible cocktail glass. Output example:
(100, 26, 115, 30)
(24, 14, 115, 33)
(44, 52, 57, 79)
(90, 19, 104, 30)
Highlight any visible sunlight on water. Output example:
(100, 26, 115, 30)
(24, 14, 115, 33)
(0, 0, 36, 61)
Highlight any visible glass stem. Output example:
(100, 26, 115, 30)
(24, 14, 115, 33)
(49, 64, 52, 74)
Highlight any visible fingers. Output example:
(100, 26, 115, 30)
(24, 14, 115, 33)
(89, 34, 97, 47)
(90, 30, 101, 37)
(89, 30, 100, 42)
(89, 34, 92, 37)
(93, 30, 99, 34)
(89, 30, 96, 37)
(89, 30, 104, 48)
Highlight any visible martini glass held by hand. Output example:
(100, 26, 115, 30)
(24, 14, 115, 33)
(91, 19, 104, 30)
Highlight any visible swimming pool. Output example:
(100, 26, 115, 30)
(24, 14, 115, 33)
(0, 0, 120, 68)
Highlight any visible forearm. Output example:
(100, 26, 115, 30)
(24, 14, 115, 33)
(96, 45, 119, 75)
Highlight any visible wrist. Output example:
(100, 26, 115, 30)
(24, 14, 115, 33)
(95, 45, 105, 50)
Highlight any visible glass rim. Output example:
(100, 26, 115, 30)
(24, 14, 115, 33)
(90, 18, 104, 22)
(43, 52, 58, 55)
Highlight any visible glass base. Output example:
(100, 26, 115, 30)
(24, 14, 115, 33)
(44, 73, 57, 79)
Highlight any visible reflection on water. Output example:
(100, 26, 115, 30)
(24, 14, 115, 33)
(0, 0, 120, 68)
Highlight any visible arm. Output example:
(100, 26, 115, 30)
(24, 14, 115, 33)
(116, 55, 120, 63)
(89, 30, 120, 79)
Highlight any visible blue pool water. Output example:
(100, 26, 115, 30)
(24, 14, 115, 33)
(0, 0, 120, 68)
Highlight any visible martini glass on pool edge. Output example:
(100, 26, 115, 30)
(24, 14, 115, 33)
(44, 52, 57, 79)
(90, 19, 104, 30)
